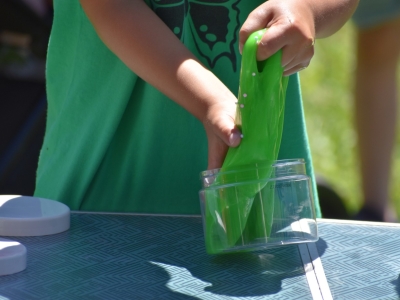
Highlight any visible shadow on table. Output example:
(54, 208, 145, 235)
(316, 237, 328, 257)
(391, 275, 400, 297)
(124, 216, 329, 298)
(150, 238, 328, 299)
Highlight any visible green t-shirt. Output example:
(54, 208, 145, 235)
(35, 0, 321, 217)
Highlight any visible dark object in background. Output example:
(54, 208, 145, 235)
(0, 0, 52, 60)
(0, 77, 46, 196)
(0, 0, 51, 196)
(317, 176, 351, 220)
(354, 206, 384, 222)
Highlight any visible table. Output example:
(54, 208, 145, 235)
(0, 213, 399, 299)
(317, 219, 400, 299)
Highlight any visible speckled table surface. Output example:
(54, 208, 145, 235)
(317, 219, 400, 299)
(0, 213, 399, 300)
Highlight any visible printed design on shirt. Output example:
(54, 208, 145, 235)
(148, 0, 241, 71)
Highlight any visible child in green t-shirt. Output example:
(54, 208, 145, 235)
(34, 0, 358, 214)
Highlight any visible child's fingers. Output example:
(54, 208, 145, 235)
(207, 136, 239, 170)
(256, 22, 289, 62)
(228, 129, 242, 147)
(206, 129, 241, 170)
(239, 4, 273, 54)
(257, 15, 315, 64)
(207, 136, 228, 170)
(239, 0, 315, 70)
(279, 36, 314, 75)
(204, 112, 241, 170)
(282, 50, 313, 76)
(283, 63, 309, 77)
(211, 118, 242, 149)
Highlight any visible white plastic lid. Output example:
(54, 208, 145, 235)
(0, 195, 70, 236)
(0, 238, 27, 276)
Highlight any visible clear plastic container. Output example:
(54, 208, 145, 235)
(199, 159, 318, 254)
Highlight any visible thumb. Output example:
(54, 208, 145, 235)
(205, 116, 242, 170)
(228, 128, 242, 147)
(212, 113, 242, 148)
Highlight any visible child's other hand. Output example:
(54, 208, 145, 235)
(239, 0, 315, 76)
(239, 0, 359, 76)
(203, 101, 241, 170)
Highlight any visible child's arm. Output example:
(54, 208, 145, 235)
(240, 0, 359, 75)
(79, 0, 358, 169)
(79, 0, 241, 170)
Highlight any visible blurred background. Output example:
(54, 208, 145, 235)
(0, 0, 51, 196)
(0, 1, 399, 220)
(302, 21, 400, 219)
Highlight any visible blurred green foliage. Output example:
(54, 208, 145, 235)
(301, 22, 400, 216)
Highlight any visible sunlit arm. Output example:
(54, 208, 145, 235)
(79, 0, 241, 169)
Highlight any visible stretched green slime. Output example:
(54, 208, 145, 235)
(204, 29, 289, 254)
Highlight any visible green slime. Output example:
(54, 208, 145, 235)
(204, 29, 289, 254)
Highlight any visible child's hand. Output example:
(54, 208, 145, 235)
(203, 101, 241, 170)
(239, 0, 359, 76)
(239, 0, 315, 76)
